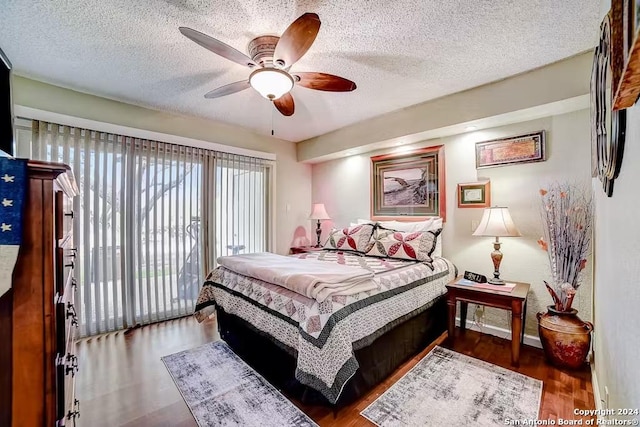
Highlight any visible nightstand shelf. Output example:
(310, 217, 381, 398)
(445, 276, 530, 367)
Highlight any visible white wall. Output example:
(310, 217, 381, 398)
(12, 76, 313, 255)
(298, 52, 592, 162)
(593, 103, 640, 410)
(312, 109, 593, 335)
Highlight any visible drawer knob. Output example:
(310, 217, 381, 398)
(66, 302, 79, 327)
(66, 302, 77, 318)
(65, 363, 77, 376)
(67, 408, 80, 421)
(65, 354, 79, 376)
(64, 211, 74, 218)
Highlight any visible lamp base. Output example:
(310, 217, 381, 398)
(315, 220, 322, 248)
(489, 239, 505, 286)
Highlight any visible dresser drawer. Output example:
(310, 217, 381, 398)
(55, 348, 79, 426)
(55, 285, 79, 426)
(56, 247, 76, 295)
(55, 190, 75, 241)
(56, 287, 78, 350)
(64, 354, 79, 426)
(64, 286, 78, 357)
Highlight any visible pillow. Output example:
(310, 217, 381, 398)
(377, 218, 443, 258)
(432, 236, 443, 258)
(379, 217, 443, 232)
(365, 228, 441, 262)
(349, 218, 375, 227)
(324, 223, 375, 252)
(356, 218, 375, 224)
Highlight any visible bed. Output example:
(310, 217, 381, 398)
(194, 243, 457, 407)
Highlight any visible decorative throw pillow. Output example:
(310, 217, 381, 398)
(377, 218, 444, 258)
(365, 228, 441, 262)
(324, 224, 375, 253)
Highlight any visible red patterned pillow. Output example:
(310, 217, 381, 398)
(324, 224, 375, 253)
(365, 228, 440, 262)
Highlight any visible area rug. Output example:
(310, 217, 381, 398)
(361, 346, 542, 426)
(162, 341, 317, 427)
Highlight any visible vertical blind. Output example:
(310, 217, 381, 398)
(29, 120, 272, 336)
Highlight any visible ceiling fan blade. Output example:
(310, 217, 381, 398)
(179, 27, 257, 68)
(295, 72, 357, 92)
(204, 80, 251, 99)
(273, 13, 321, 68)
(273, 93, 295, 116)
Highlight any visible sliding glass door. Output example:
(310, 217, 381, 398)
(25, 120, 272, 336)
(215, 153, 269, 258)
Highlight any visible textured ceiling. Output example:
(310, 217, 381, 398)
(0, 1, 600, 142)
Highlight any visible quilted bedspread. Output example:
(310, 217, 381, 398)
(194, 250, 456, 404)
(216, 252, 377, 302)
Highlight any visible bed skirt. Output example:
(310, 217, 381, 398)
(215, 294, 447, 408)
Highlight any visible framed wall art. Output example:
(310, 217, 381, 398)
(457, 181, 491, 208)
(475, 131, 546, 169)
(371, 145, 446, 221)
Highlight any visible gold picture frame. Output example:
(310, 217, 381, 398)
(458, 181, 491, 209)
(475, 131, 546, 169)
(370, 145, 446, 221)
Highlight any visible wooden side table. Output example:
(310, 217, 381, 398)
(445, 276, 530, 367)
(289, 246, 324, 254)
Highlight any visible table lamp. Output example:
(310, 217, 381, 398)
(472, 206, 521, 285)
(309, 203, 331, 247)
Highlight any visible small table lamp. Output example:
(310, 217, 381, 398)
(472, 206, 521, 285)
(309, 203, 331, 247)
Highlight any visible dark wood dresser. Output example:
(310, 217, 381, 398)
(0, 160, 80, 426)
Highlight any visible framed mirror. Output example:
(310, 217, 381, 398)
(591, 12, 627, 196)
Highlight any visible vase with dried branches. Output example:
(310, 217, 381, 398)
(536, 183, 594, 369)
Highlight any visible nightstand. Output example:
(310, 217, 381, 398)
(289, 246, 324, 254)
(445, 276, 530, 367)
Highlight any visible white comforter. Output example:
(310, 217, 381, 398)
(216, 252, 378, 302)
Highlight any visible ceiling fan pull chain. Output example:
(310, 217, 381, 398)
(271, 106, 274, 136)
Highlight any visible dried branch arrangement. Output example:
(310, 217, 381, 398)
(538, 183, 593, 312)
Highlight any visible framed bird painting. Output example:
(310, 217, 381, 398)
(370, 145, 446, 221)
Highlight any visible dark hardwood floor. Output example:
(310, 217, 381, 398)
(76, 316, 595, 426)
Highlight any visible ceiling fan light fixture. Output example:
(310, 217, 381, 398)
(249, 68, 294, 100)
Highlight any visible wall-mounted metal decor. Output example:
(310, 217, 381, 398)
(612, 0, 640, 109)
(591, 10, 627, 197)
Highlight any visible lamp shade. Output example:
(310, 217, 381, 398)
(472, 206, 521, 237)
(309, 203, 331, 220)
(249, 67, 294, 100)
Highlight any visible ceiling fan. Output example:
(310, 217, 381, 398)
(179, 13, 356, 117)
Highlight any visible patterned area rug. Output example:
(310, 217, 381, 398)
(361, 346, 542, 426)
(162, 341, 317, 427)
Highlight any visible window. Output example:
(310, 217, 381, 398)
(24, 120, 272, 335)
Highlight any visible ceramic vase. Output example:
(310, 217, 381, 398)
(537, 305, 593, 369)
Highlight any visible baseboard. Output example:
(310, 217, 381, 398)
(455, 317, 542, 349)
(591, 361, 605, 422)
